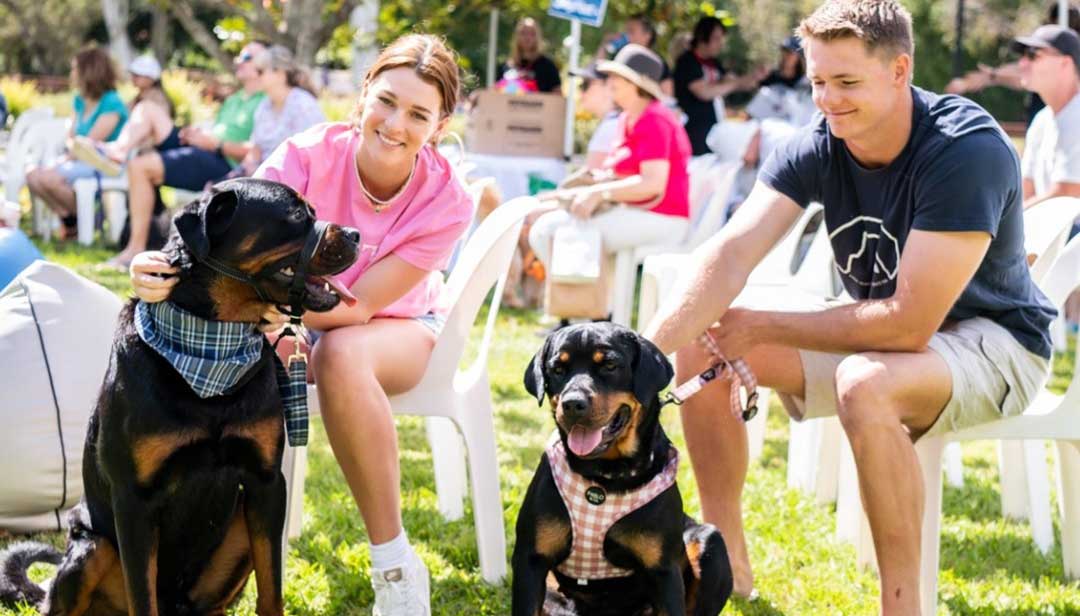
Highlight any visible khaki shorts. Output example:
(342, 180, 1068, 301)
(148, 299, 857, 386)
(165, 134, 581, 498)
(777, 316, 1050, 438)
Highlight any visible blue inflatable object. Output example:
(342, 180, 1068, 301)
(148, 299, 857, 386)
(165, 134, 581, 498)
(0, 228, 43, 290)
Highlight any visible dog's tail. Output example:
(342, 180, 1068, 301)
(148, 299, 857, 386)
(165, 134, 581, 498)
(0, 541, 61, 607)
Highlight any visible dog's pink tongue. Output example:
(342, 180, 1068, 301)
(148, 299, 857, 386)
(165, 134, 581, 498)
(568, 425, 603, 457)
(326, 276, 357, 306)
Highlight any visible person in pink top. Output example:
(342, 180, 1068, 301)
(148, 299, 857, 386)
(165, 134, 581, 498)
(128, 34, 473, 616)
(529, 43, 692, 272)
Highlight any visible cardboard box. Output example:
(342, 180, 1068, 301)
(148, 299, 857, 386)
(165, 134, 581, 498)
(467, 90, 567, 158)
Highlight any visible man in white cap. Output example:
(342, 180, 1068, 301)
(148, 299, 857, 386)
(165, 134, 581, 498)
(1015, 24, 1080, 210)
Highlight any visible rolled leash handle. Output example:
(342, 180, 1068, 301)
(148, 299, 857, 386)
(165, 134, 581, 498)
(661, 330, 759, 422)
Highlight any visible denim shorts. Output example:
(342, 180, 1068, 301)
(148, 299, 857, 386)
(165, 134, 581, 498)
(307, 313, 446, 348)
(54, 158, 99, 185)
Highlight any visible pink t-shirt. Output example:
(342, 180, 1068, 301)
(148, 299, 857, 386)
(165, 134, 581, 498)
(608, 100, 691, 218)
(255, 122, 474, 318)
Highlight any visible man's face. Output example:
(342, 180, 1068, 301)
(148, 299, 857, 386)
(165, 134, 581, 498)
(234, 44, 265, 84)
(1018, 46, 1074, 94)
(805, 36, 909, 143)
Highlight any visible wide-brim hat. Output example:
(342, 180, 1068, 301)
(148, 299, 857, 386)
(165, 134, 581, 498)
(597, 43, 666, 101)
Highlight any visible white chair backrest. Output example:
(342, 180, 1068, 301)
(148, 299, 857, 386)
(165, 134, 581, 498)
(684, 162, 740, 250)
(791, 221, 839, 297)
(1037, 232, 1080, 311)
(4, 109, 58, 202)
(1023, 197, 1080, 284)
(747, 202, 825, 285)
(429, 196, 540, 382)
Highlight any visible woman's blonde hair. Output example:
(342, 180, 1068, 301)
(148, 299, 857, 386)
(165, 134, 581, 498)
(352, 34, 462, 124)
(509, 17, 546, 68)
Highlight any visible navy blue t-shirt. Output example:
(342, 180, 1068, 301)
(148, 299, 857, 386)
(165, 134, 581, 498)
(760, 87, 1056, 358)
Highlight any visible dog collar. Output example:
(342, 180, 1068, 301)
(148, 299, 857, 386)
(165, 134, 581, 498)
(135, 300, 310, 446)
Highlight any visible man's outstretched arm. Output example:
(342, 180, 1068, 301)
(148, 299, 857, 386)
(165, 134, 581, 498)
(644, 181, 805, 355)
(712, 229, 991, 357)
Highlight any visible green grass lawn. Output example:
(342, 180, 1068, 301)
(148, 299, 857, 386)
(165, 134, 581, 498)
(2, 239, 1078, 615)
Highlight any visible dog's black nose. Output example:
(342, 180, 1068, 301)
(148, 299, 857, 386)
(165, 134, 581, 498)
(341, 226, 360, 244)
(561, 392, 589, 417)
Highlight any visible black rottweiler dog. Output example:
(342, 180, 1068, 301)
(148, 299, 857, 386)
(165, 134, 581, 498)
(513, 322, 733, 616)
(0, 178, 358, 615)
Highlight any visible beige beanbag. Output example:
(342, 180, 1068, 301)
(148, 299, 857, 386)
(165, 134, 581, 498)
(0, 261, 122, 532)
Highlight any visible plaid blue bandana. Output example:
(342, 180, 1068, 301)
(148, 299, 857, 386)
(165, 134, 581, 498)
(134, 301, 309, 446)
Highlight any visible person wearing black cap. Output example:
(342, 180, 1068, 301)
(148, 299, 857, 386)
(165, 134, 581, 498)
(528, 44, 692, 277)
(597, 13, 675, 97)
(946, 2, 1080, 126)
(1014, 24, 1080, 210)
(759, 36, 808, 90)
(674, 16, 767, 156)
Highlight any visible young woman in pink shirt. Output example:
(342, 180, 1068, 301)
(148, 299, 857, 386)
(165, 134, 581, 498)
(129, 35, 473, 615)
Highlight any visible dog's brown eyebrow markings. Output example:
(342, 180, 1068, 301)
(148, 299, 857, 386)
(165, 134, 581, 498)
(593, 350, 605, 363)
(558, 351, 570, 362)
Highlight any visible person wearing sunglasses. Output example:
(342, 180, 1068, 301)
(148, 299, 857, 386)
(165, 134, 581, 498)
(1014, 24, 1080, 211)
(106, 40, 267, 269)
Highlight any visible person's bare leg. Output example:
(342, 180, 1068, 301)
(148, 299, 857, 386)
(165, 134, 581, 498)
(113, 152, 165, 263)
(676, 341, 805, 598)
(311, 319, 436, 543)
(107, 102, 173, 160)
(37, 169, 77, 215)
(833, 351, 952, 616)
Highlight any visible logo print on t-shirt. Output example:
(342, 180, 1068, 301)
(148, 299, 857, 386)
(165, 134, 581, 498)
(829, 216, 900, 289)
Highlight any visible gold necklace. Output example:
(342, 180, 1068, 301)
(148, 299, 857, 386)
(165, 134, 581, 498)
(355, 148, 416, 214)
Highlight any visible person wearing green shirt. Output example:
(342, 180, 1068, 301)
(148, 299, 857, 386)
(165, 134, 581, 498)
(109, 41, 267, 267)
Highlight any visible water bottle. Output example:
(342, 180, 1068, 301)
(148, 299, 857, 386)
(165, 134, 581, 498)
(605, 33, 629, 57)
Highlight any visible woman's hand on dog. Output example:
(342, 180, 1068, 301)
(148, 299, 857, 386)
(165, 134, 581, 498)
(129, 251, 178, 303)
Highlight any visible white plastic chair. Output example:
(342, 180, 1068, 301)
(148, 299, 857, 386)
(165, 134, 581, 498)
(2, 108, 55, 201)
(837, 231, 1080, 615)
(610, 162, 740, 328)
(16, 119, 69, 239)
(282, 196, 542, 583)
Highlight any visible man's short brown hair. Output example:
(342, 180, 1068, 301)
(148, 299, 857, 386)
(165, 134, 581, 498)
(798, 0, 914, 60)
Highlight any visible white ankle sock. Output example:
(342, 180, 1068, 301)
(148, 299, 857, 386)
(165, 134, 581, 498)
(370, 530, 411, 571)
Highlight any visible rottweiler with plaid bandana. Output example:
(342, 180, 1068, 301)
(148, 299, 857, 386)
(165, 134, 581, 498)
(0, 179, 358, 615)
(514, 322, 733, 616)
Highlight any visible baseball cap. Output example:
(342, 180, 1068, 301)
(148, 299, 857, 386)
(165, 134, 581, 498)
(1012, 24, 1080, 69)
(128, 55, 162, 81)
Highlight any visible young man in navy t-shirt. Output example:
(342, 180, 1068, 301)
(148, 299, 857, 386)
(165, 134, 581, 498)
(645, 1, 1056, 614)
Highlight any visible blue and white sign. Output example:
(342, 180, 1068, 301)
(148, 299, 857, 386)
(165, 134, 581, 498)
(548, 0, 608, 28)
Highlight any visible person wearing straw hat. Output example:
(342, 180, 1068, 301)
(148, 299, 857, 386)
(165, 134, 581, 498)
(528, 44, 692, 279)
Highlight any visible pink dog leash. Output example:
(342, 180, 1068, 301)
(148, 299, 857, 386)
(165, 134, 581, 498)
(662, 331, 759, 421)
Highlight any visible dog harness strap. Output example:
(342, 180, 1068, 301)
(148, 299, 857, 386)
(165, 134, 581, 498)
(286, 220, 328, 319)
(546, 435, 679, 583)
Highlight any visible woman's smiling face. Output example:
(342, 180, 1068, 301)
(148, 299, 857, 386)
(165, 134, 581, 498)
(358, 67, 447, 164)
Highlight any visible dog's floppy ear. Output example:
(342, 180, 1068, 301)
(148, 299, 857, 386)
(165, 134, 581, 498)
(632, 334, 674, 404)
(524, 335, 552, 406)
(174, 188, 239, 261)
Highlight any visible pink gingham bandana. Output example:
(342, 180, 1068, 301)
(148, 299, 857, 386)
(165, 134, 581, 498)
(546, 433, 679, 584)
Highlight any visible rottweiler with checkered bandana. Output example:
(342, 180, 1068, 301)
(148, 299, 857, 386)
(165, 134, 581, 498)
(0, 179, 358, 615)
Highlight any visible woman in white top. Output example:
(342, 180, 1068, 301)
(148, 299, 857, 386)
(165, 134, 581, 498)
(238, 45, 325, 174)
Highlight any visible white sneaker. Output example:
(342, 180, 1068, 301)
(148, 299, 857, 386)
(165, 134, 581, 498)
(371, 550, 431, 616)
